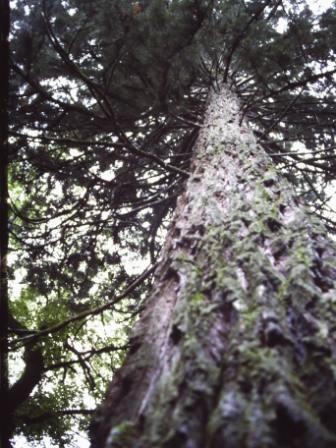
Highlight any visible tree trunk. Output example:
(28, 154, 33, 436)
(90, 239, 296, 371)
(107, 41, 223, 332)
(90, 85, 336, 448)
(0, 1, 11, 447)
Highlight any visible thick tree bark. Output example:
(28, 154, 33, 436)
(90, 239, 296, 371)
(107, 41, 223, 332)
(91, 85, 336, 448)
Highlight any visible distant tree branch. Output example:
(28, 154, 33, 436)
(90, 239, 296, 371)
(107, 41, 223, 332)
(11, 263, 157, 348)
(17, 409, 95, 425)
(45, 343, 129, 372)
(223, 0, 277, 81)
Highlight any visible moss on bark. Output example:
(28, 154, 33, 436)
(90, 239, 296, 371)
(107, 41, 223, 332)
(91, 85, 336, 448)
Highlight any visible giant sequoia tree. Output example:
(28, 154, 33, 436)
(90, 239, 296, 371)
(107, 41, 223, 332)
(6, 0, 336, 446)
(91, 84, 336, 448)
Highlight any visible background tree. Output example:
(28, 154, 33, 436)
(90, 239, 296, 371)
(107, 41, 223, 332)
(7, 0, 336, 446)
(1, 0, 11, 447)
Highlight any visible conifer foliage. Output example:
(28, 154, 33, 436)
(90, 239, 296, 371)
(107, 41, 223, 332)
(6, 0, 336, 446)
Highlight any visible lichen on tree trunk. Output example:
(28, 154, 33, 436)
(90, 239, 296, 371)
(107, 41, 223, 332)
(91, 85, 336, 448)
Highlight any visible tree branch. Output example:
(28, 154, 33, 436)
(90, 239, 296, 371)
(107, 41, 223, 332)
(11, 263, 157, 348)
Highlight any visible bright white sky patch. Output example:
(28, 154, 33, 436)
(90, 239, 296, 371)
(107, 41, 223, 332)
(309, 0, 334, 14)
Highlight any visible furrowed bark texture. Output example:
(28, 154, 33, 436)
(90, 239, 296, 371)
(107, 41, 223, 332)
(91, 85, 336, 448)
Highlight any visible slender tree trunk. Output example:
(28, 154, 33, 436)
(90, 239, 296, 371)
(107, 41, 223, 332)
(91, 84, 336, 448)
(0, 1, 10, 447)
